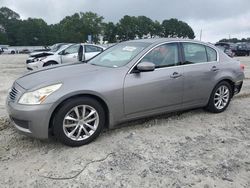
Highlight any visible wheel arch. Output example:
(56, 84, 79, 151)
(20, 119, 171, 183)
(206, 78, 235, 106)
(43, 60, 59, 67)
(48, 93, 110, 134)
(216, 78, 235, 95)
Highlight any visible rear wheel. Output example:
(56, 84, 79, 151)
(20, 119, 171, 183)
(53, 97, 105, 146)
(206, 81, 232, 113)
(11, 51, 15, 54)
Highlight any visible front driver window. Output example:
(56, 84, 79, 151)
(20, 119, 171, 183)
(141, 43, 179, 68)
(64, 44, 80, 55)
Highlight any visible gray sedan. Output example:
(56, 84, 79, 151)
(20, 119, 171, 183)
(6, 38, 245, 146)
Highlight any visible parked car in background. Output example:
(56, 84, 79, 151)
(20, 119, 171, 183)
(215, 42, 250, 56)
(29, 43, 69, 57)
(235, 42, 250, 56)
(215, 42, 235, 57)
(19, 49, 31, 54)
(215, 45, 234, 57)
(1, 47, 17, 54)
(7, 38, 245, 146)
(26, 43, 105, 70)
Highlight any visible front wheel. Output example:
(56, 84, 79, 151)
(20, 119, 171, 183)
(206, 81, 232, 113)
(53, 97, 105, 146)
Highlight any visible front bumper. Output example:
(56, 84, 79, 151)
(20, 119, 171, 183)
(6, 101, 54, 139)
(26, 62, 40, 70)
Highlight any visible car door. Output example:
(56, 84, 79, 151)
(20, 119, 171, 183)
(60, 44, 80, 64)
(124, 42, 184, 117)
(181, 42, 219, 107)
(84, 45, 103, 60)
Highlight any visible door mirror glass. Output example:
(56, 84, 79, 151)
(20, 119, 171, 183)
(137, 62, 155, 72)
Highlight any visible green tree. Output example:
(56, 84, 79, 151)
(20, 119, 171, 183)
(0, 7, 20, 20)
(117, 15, 138, 41)
(103, 22, 117, 43)
(136, 16, 155, 38)
(162, 18, 195, 39)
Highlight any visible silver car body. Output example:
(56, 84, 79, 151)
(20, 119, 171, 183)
(26, 43, 105, 70)
(6, 38, 244, 139)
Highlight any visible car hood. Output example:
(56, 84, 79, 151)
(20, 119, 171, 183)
(30, 51, 54, 58)
(16, 63, 107, 90)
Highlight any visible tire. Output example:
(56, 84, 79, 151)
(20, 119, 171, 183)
(43, 61, 58, 67)
(11, 51, 15, 54)
(53, 97, 105, 146)
(206, 81, 233, 113)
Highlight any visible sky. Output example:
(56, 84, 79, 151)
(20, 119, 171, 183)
(1, 0, 250, 43)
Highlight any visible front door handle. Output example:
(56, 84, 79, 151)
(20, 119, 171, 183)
(170, 72, 182, 79)
(211, 66, 219, 72)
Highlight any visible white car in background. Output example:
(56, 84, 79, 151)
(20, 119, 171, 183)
(26, 43, 105, 70)
(1, 47, 17, 54)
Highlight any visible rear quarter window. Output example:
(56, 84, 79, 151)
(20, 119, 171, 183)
(206, 46, 217, 62)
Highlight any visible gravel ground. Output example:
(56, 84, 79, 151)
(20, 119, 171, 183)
(0, 54, 250, 188)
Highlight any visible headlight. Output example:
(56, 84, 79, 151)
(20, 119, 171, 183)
(33, 56, 47, 62)
(18, 84, 62, 105)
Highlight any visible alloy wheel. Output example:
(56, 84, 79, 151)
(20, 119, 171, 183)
(63, 105, 99, 141)
(214, 85, 230, 110)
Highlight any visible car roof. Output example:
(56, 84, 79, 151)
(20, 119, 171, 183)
(123, 38, 218, 50)
(125, 38, 210, 45)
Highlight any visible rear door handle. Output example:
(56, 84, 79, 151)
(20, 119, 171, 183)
(211, 66, 219, 71)
(170, 72, 182, 78)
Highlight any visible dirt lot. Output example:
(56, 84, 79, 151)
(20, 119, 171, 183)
(0, 54, 250, 188)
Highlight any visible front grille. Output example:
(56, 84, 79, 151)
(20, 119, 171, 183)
(9, 86, 19, 102)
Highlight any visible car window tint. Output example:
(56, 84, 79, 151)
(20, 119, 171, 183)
(206, 46, 217, 62)
(64, 44, 80, 54)
(141, 43, 179, 68)
(183, 43, 207, 64)
(85, 45, 103, 53)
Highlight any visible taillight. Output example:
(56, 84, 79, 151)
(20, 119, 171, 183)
(240, 64, 245, 71)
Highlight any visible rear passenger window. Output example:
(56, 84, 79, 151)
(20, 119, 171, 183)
(183, 43, 207, 64)
(206, 46, 217, 62)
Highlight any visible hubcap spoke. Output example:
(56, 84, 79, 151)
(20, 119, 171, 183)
(74, 107, 80, 120)
(65, 116, 77, 122)
(84, 110, 96, 120)
(76, 127, 82, 139)
(85, 117, 97, 123)
(68, 125, 79, 137)
(64, 123, 77, 128)
(85, 123, 96, 131)
(82, 126, 90, 136)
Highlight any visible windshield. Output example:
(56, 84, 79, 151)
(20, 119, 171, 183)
(89, 42, 150, 67)
(50, 44, 67, 52)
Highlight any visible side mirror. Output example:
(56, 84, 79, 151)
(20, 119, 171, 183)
(136, 62, 155, 72)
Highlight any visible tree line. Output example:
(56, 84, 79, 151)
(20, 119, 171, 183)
(219, 38, 250, 43)
(0, 7, 195, 46)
